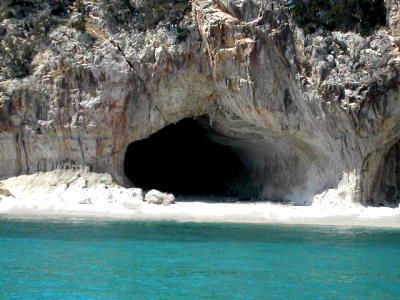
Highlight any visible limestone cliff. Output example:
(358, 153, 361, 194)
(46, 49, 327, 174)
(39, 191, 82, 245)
(0, 0, 399, 206)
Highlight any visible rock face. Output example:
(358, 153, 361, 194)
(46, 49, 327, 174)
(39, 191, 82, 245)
(0, 0, 399, 206)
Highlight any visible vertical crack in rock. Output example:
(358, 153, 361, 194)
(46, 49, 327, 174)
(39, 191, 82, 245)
(78, 136, 85, 163)
(21, 138, 29, 174)
(14, 133, 22, 175)
(109, 40, 167, 122)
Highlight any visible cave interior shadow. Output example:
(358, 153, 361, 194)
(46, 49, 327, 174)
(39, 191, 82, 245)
(124, 117, 255, 200)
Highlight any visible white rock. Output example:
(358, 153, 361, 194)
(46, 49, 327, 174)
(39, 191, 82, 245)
(144, 189, 175, 205)
(117, 188, 144, 210)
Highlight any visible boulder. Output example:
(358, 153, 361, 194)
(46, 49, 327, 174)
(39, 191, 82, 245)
(144, 189, 175, 205)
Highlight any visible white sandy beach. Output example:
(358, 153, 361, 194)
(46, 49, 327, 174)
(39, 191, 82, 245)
(1, 200, 400, 228)
(0, 169, 399, 228)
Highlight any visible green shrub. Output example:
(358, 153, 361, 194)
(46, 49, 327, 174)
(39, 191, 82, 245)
(70, 16, 85, 31)
(292, 0, 386, 35)
(176, 26, 190, 42)
(0, 0, 74, 79)
(0, 7, 14, 21)
(138, 0, 191, 31)
(103, 0, 137, 30)
(1, 0, 74, 20)
(103, 0, 191, 33)
(0, 37, 35, 78)
(102, 0, 191, 41)
(74, 0, 85, 14)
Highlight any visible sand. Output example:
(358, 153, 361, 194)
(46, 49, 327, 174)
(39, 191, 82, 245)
(0, 169, 399, 228)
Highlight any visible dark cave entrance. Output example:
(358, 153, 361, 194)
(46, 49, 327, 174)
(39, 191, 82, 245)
(373, 141, 400, 207)
(124, 117, 253, 197)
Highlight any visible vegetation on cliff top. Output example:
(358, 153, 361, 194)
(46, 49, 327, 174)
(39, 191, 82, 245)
(0, 0, 75, 79)
(0, 0, 191, 79)
(0, 0, 73, 21)
(292, 0, 386, 35)
(103, 0, 191, 31)
(103, 0, 191, 40)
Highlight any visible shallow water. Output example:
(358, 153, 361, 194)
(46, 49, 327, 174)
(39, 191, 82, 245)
(0, 218, 399, 299)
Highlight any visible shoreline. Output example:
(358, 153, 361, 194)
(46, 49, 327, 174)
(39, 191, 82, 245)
(1, 170, 399, 229)
(1, 201, 400, 228)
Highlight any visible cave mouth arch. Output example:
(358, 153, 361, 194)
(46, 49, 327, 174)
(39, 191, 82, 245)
(124, 117, 257, 198)
(372, 141, 400, 207)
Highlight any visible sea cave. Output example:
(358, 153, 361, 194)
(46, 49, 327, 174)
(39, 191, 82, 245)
(124, 117, 263, 199)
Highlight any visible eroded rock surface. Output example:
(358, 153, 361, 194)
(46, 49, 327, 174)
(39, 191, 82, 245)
(0, 0, 399, 206)
(145, 189, 175, 205)
(0, 168, 145, 211)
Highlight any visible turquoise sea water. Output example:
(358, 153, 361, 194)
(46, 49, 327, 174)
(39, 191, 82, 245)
(0, 219, 399, 299)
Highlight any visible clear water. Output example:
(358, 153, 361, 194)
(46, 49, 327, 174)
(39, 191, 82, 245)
(0, 219, 399, 299)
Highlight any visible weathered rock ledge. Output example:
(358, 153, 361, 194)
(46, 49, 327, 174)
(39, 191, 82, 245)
(0, 0, 400, 207)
